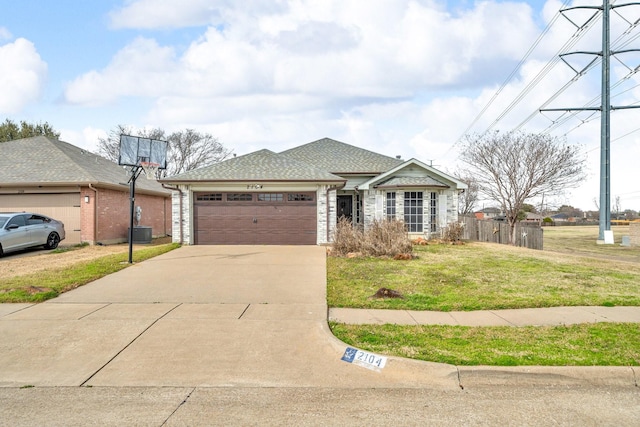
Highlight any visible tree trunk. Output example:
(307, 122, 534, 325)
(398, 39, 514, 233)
(509, 220, 518, 245)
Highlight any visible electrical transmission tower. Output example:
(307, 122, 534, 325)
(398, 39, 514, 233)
(540, 0, 640, 244)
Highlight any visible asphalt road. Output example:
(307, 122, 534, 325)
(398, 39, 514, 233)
(1, 384, 638, 426)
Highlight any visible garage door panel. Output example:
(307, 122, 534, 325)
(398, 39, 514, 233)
(0, 193, 81, 244)
(194, 193, 316, 245)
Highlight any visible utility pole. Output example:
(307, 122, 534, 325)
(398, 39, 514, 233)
(540, 0, 640, 244)
(599, 0, 611, 244)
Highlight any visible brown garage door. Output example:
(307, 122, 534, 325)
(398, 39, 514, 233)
(194, 192, 317, 245)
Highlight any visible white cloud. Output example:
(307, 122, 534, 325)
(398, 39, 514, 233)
(64, 37, 178, 105)
(108, 0, 220, 29)
(0, 38, 47, 114)
(60, 126, 108, 152)
(70, 0, 543, 107)
(0, 27, 12, 40)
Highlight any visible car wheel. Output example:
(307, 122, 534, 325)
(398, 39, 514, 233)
(45, 232, 60, 250)
(0, 244, 3, 257)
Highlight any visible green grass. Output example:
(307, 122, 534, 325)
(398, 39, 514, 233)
(0, 243, 180, 303)
(328, 228, 640, 366)
(330, 322, 640, 366)
(327, 242, 640, 311)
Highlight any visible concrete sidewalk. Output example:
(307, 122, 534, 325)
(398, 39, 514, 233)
(329, 306, 640, 326)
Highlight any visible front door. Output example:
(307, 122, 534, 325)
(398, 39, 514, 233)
(337, 195, 353, 222)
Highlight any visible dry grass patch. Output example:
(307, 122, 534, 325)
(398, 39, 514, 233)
(544, 225, 640, 264)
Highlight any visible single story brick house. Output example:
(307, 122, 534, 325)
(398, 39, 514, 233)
(161, 138, 467, 245)
(0, 136, 171, 245)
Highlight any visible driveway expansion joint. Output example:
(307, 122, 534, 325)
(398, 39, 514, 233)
(79, 303, 183, 387)
(161, 386, 196, 426)
(77, 303, 110, 320)
(238, 304, 250, 319)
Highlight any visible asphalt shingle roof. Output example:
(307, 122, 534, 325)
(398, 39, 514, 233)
(280, 138, 403, 174)
(163, 149, 344, 182)
(0, 136, 169, 194)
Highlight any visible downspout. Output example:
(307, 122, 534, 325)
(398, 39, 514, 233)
(162, 184, 183, 244)
(88, 183, 98, 245)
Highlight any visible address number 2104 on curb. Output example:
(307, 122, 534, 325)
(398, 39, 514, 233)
(341, 347, 387, 372)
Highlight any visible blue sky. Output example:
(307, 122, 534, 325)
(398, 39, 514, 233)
(2, 0, 639, 211)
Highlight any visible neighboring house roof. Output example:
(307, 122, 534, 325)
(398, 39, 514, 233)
(478, 207, 501, 214)
(0, 136, 169, 196)
(280, 137, 403, 174)
(163, 149, 345, 182)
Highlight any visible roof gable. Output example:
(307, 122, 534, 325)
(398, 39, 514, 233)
(358, 158, 468, 190)
(0, 136, 168, 194)
(162, 149, 344, 182)
(280, 137, 403, 174)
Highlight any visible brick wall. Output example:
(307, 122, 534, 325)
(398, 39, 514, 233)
(93, 187, 170, 244)
(80, 187, 96, 243)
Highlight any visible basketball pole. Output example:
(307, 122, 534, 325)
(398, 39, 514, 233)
(127, 166, 141, 264)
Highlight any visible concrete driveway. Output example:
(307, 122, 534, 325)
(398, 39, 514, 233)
(0, 245, 454, 389)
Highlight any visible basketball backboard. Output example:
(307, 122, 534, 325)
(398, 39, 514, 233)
(118, 135, 168, 169)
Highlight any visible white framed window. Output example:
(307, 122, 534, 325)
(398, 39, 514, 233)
(430, 192, 437, 232)
(385, 192, 396, 220)
(404, 191, 423, 232)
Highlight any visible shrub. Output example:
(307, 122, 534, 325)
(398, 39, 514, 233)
(332, 218, 412, 258)
(332, 216, 363, 256)
(441, 222, 465, 243)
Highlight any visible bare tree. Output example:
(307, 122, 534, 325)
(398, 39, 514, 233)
(96, 125, 166, 163)
(95, 125, 232, 176)
(165, 129, 232, 176)
(457, 172, 479, 215)
(460, 131, 585, 245)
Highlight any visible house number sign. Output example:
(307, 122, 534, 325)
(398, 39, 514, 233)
(247, 184, 263, 189)
(341, 347, 387, 372)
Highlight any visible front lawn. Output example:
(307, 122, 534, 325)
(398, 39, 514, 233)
(331, 322, 640, 366)
(328, 238, 640, 366)
(0, 243, 180, 302)
(327, 242, 640, 311)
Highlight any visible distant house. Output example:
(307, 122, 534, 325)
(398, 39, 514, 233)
(161, 137, 467, 245)
(523, 212, 543, 224)
(0, 136, 171, 245)
(551, 213, 570, 222)
(475, 207, 501, 220)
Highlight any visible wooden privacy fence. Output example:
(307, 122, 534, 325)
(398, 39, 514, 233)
(459, 216, 543, 250)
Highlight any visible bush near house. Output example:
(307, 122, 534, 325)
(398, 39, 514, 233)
(332, 217, 413, 258)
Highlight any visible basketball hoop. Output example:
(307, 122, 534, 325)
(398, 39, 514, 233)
(140, 161, 160, 180)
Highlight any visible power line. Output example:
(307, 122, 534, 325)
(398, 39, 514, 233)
(452, 2, 570, 144)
